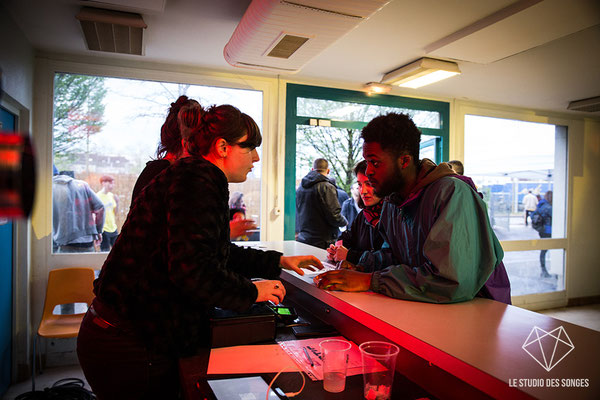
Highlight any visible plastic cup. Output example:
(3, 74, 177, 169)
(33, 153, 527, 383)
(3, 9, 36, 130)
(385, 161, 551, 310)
(320, 339, 351, 393)
(359, 341, 400, 400)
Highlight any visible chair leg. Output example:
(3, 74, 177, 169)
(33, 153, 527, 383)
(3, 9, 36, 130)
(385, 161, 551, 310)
(38, 337, 43, 375)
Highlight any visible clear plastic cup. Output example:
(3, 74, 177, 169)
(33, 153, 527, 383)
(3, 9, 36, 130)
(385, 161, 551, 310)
(359, 341, 400, 400)
(320, 339, 351, 393)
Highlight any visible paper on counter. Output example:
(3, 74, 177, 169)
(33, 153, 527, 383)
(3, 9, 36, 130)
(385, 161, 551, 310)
(278, 336, 365, 381)
(301, 260, 338, 276)
(207, 344, 299, 374)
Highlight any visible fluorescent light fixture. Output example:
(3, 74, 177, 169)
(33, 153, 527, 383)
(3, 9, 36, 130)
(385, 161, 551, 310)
(363, 82, 392, 94)
(382, 57, 460, 88)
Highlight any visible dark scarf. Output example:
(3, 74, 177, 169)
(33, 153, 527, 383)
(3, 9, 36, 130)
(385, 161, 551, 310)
(362, 202, 383, 226)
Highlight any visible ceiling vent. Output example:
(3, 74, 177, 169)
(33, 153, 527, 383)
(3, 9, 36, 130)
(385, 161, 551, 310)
(76, 7, 147, 55)
(224, 0, 390, 73)
(567, 96, 600, 113)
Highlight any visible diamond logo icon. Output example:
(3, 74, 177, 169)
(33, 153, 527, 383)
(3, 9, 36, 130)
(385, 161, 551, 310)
(522, 326, 574, 372)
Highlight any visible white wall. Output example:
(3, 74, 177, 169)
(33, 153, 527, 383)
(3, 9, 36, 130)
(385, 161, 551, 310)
(0, 4, 34, 112)
(568, 119, 600, 298)
(0, 2, 35, 382)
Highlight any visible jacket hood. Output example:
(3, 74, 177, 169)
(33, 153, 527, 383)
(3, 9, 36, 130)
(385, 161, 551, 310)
(301, 170, 330, 188)
(53, 175, 74, 184)
(389, 159, 457, 206)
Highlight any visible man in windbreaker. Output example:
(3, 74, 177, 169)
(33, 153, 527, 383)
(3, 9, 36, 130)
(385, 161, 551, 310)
(314, 113, 511, 304)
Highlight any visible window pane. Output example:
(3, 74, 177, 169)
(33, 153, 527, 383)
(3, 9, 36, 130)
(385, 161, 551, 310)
(464, 115, 567, 241)
(297, 98, 441, 129)
(51, 73, 263, 253)
(420, 135, 437, 161)
(296, 125, 361, 194)
(503, 250, 565, 296)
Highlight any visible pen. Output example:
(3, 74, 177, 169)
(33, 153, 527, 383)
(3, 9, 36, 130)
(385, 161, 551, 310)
(303, 346, 314, 367)
(307, 345, 322, 360)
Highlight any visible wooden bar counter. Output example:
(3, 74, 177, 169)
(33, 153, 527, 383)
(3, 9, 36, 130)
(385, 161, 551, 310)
(245, 241, 599, 400)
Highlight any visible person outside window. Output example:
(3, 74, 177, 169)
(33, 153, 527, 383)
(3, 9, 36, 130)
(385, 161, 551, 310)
(52, 170, 104, 253)
(341, 182, 360, 228)
(296, 158, 347, 249)
(314, 113, 511, 304)
(523, 190, 539, 227)
(532, 190, 553, 278)
(447, 159, 464, 175)
(96, 175, 119, 251)
(77, 103, 322, 399)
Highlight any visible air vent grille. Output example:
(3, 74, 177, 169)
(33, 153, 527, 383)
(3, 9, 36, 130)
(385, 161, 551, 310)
(76, 7, 147, 55)
(567, 96, 600, 113)
(267, 35, 309, 59)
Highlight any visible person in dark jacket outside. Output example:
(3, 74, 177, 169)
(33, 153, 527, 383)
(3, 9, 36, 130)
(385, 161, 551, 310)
(327, 160, 384, 265)
(340, 183, 360, 229)
(130, 95, 256, 239)
(329, 176, 350, 209)
(77, 103, 322, 400)
(314, 113, 511, 304)
(533, 190, 553, 278)
(296, 158, 347, 249)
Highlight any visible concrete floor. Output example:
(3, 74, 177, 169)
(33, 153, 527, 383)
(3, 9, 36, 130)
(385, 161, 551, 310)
(2, 303, 599, 400)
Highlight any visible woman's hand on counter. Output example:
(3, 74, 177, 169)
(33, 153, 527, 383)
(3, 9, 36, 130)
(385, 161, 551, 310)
(254, 279, 286, 304)
(327, 244, 348, 262)
(313, 269, 372, 292)
(279, 255, 324, 276)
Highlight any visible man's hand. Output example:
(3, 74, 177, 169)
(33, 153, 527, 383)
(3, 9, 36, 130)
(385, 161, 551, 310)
(313, 269, 372, 292)
(280, 255, 323, 276)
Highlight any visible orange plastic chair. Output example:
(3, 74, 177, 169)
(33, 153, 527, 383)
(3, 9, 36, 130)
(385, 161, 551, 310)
(32, 267, 95, 391)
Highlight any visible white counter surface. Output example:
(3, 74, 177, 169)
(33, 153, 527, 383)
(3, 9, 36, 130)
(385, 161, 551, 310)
(237, 241, 600, 399)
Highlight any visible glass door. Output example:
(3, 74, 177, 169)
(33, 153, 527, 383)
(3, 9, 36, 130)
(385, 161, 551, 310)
(285, 84, 450, 239)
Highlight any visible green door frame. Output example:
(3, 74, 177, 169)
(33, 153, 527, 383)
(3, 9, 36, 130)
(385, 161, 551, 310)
(284, 84, 450, 239)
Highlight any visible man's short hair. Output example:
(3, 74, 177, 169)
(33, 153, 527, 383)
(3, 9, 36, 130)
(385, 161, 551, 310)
(448, 160, 464, 175)
(360, 113, 421, 160)
(100, 175, 114, 183)
(313, 158, 329, 172)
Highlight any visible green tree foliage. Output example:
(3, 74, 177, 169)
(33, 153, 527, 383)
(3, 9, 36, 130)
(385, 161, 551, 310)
(53, 73, 106, 169)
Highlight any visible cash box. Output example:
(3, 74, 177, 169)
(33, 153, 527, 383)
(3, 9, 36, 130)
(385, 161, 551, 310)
(209, 303, 276, 348)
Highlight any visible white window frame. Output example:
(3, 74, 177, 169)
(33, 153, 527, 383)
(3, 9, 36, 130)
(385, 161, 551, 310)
(454, 101, 574, 310)
(31, 56, 281, 292)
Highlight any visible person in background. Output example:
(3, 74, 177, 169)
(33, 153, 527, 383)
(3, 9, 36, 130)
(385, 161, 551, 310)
(296, 158, 347, 249)
(533, 190, 553, 278)
(52, 170, 104, 253)
(77, 103, 322, 399)
(96, 175, 119, 251)
(447, 159, 464, 175)
(341, 182, 360, 228)
(131, 95, 255, 240)
(329, 177, 350, 211)
(522, 190, 538, 227)
(328, 160, 384, 265)
(228, 191, 257, 239)
(314, 113, 511, 304)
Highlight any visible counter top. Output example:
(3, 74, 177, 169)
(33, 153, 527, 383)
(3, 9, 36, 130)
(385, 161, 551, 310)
(238, 241, 599, 399)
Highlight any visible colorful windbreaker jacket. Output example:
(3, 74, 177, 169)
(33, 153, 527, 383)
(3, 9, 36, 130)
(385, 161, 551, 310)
(358, 160, 511, 304)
